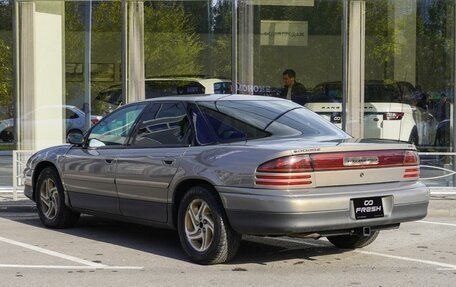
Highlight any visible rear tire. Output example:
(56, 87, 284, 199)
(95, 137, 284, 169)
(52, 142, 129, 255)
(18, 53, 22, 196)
(327, 231, 379, 249)
(36, 167, 80, 229)
(177, 185, 241, 265)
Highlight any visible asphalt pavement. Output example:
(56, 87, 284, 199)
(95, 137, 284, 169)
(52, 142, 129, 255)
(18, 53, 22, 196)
(0, 193, 455, 286)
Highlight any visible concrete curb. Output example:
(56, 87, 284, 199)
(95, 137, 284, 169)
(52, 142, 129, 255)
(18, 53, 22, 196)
(0, 198, 36, 213)
(0, 205, 36, 213)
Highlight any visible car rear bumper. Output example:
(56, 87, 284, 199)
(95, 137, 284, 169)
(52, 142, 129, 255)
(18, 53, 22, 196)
(217, 181, 429, 235)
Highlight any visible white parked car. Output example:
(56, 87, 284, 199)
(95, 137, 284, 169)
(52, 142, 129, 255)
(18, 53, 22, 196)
(304, 81, 438, 146)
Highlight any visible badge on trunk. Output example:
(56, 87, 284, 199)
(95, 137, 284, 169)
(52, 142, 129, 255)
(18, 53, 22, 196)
(343, 156, 379, 166)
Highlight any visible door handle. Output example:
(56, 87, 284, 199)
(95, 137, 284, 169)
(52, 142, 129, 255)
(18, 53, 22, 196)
(163, 159, 175, 165)
(105, 159, 114, 164)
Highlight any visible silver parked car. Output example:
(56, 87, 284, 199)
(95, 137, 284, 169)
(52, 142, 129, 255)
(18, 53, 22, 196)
(0, 105, 89, 143)
(23, 95, 429, 264)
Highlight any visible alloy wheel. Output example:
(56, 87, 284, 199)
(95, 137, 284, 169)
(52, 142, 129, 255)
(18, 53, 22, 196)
(184, 199, 215, 252)
(39, 178, 59, 220)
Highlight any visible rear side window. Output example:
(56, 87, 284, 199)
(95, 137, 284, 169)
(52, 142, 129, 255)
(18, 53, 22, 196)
(197, 100, 349, 142)
(131, 102, 192, 147)
(196, 102, 270, 143)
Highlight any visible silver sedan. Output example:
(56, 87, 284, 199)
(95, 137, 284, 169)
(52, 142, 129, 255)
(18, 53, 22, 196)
(23, 94, 429, 264)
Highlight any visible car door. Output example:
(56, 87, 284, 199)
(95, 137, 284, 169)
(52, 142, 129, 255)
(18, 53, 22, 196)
(116, 102, 192, 222)
(61, 103, 148, 214)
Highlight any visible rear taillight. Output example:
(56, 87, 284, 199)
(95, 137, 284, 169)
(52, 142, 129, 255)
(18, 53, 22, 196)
(383, 112, 404, 120)
(403, 150, 419, 166)
(257, 155, 312, 173)
(255, 174, 312, 186)
(255, 150, 420, 187)
(403, 151, 420, 178)
(403, 167, 420, 178)
(91, 118, 99, 125)
(256, 155, 313, 187)
(311, 150, 404, 170)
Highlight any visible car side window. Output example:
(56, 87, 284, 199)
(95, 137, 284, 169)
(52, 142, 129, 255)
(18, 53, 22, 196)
(131, 102, 192, 147)
(65, 108, 79, 120)
(88, 103, 147, 147)
(196, 102, 270, 142)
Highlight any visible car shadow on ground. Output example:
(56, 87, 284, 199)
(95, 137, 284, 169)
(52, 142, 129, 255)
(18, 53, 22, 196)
(1, 213, 351, 266)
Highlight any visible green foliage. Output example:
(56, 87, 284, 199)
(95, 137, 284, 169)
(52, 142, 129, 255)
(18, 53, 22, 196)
(0, 37, 13, 120)
(0, 1, 12, 120)
(144, 3, 203, 77)
(416, 1, 454, 93)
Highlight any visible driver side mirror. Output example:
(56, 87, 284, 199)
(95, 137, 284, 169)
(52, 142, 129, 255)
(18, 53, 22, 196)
(67, 132, 84, 146)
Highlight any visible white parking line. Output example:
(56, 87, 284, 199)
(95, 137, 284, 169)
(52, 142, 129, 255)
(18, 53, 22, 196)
(0, 264, 143, 270)
(0, 236, 106, 267)
(418, 220, 456, 227)
(355, 250, 456, 270)
(0, 235, 144, 270)
(269, 236, 456, 271)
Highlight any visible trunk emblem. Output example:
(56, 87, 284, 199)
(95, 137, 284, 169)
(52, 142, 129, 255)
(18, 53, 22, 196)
(360, 172, 365, 178)
(343, 156, 379, 166)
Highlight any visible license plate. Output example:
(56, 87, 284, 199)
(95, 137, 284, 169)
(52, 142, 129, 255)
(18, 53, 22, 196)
(353, 197, 384, 220)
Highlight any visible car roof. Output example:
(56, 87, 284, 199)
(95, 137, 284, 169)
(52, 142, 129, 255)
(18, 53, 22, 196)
(126, 94, 288, 104)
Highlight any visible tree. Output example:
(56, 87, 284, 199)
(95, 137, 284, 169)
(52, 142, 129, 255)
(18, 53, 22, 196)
(143, 2, 203, 77)
(0, 0, 13, 120)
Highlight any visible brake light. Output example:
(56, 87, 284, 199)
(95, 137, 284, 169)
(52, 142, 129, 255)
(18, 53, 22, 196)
(383, 112, 404, 120)
(255, 150, 420, 187)
(257, 155, 312, 173)
(256, 155, 313, 186)
(91, 118, 99, 125)
(403, 150, 419, 166)
(403, 151, 420, 178)
(311, 150, 404, 171)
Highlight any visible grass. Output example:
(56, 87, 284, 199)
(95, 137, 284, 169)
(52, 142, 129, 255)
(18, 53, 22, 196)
(0, 144, 14, 151)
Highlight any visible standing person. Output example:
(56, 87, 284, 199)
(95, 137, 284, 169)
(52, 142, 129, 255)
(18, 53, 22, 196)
(434, 93, 451, 121)
(279, 69, 307, 103)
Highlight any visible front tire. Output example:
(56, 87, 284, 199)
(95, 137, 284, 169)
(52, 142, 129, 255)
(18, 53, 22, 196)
(36, 167, 80, 229)
(327, 231, 379, 249)
(177, 185, 241, 265)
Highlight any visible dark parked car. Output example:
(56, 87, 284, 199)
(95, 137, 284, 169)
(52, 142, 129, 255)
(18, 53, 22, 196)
(24, 94, 429, 264)
(92, 77, 231, 116)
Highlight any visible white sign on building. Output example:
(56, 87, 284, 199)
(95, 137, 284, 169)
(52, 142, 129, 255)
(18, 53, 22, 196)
(260, 20, 309, 46)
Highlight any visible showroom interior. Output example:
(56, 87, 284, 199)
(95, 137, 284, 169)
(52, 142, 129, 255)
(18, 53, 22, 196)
(0, 0, 455, 189)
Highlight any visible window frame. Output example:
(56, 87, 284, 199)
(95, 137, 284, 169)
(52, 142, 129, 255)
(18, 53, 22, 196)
(83, 102, 150, 150)
(126, 101, 196, 149)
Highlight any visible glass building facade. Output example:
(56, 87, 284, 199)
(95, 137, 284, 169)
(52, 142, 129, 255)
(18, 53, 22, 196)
(0, 0, 456, 189)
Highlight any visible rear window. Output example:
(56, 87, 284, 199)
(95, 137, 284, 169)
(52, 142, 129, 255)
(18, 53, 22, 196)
(214, 82, 232, 94)
(307, 84, 342, 103)
(307, 83, 402, 103)
(365, 85, 401, 103)
(95, 89, 122, 105)
(145, 80, 205, 98)
(196, 100, 349, 143)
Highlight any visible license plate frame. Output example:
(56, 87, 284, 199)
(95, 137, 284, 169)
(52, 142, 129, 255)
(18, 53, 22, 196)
(353, 197, 384, 220)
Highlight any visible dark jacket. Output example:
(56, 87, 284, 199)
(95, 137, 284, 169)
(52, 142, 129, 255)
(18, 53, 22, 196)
(278, 82, 307, 104)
